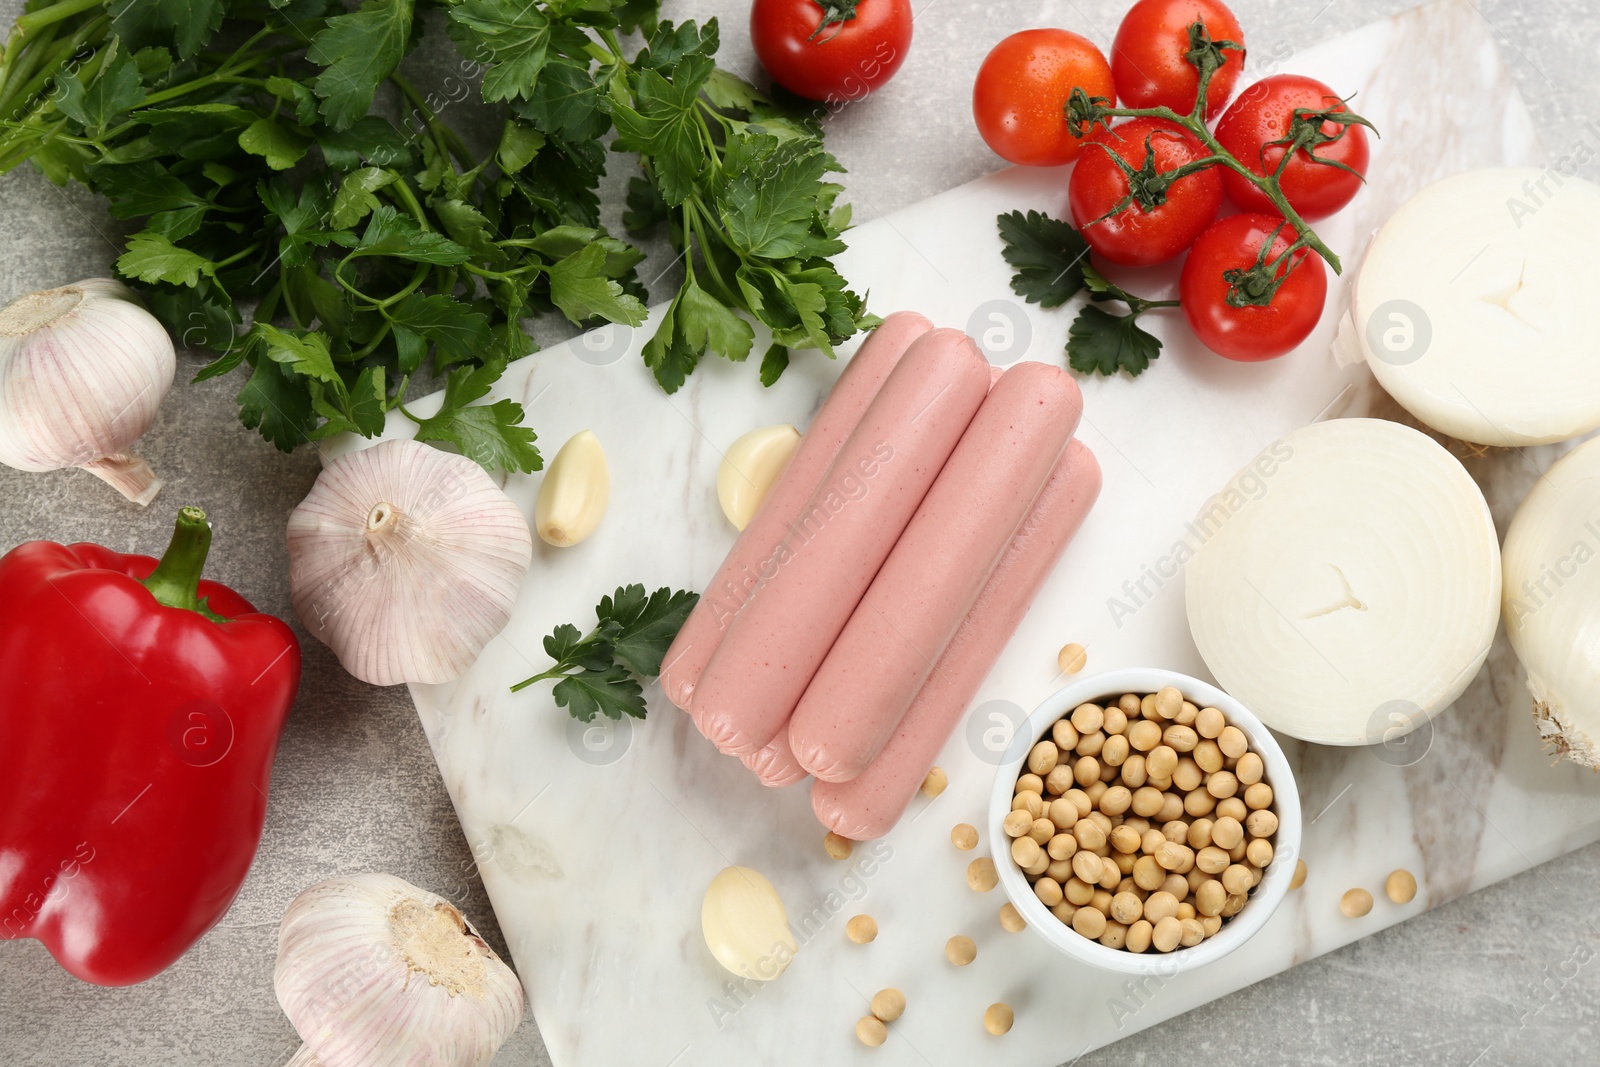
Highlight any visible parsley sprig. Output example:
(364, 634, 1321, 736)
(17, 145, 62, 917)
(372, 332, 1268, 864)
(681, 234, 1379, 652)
(997, 209, 1178, 378)
(0, 0, 871, 471)
(510, 584, 697, 722)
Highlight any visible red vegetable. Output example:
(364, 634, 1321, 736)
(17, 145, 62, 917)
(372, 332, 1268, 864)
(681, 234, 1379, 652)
(1215, 73, 1371, 220)
(972, 29, 1115, 167)
(1068, 117, 1223, 266)
(750, 0, 912, 104)
(1179, 212, 1328, 361)
(0, 507, 300, 985)
(1111, 0, 1245, 118)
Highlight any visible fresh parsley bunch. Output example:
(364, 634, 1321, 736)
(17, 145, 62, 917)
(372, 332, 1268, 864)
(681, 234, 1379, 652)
(510, 584, 698, 721)
(0, 0, 872, 471)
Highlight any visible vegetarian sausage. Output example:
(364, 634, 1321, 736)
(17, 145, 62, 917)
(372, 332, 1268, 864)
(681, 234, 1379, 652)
(740, 723, 810, 788)
(788, 361, 1084, 782)
(659, 312, 933, 710)
(812, 439, 1103, 839)
(690, 328, 991, 756)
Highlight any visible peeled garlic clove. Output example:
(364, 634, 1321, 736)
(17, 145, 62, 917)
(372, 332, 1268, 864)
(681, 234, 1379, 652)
(287, 438, 533, 686)
(536, 429, 609, 547)
(275, 873, 524, 1067)
(0, 278, 174, 504)
(1502, 434, 1600, 767)
(718, 424, 801, 530)
(701, 866, 797, 982)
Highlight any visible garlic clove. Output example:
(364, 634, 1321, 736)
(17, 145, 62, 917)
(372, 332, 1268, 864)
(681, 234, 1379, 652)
(0, 278, 174, 504)
(276, 873, 524, 1067)
(287, 439, 533, 686)
(717, 424, 802, 531)
(535, 429, 609, 547)
(700, 866, 797, 982)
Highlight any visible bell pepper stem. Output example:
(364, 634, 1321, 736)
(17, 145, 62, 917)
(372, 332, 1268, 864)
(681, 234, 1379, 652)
(142, 507, 214, 614)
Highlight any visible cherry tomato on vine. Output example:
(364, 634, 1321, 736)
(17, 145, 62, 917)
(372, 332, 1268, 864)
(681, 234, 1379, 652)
(1214, 74, 1370, 220)
(1067, 117, 1222, 267)
(1111, 0, 1245, 119)
(1179, 212, 1328, 361)
(972, 29, 1115, 167)
(750, 0, 912, 104)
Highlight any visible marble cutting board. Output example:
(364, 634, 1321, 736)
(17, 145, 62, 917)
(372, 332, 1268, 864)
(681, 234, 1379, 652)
(328, 3, 1600, 1063)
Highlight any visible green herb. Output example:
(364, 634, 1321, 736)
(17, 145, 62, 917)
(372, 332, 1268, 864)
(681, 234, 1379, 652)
(997, 211, 1177, 378)
(510, 584, 698, 721)
(996, 209, 1088, 309)
(0, 0, 871, 472)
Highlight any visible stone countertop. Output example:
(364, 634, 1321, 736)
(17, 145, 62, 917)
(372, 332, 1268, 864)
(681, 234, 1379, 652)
(0, 1, 1596, 1065)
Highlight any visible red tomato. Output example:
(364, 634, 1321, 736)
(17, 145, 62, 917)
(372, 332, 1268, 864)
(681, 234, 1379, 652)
(750, 0, 912, 104)
(972, 29, 1116, 167)
(1067, 117, 1223, 267)
(1214, 74, 1370, 220)
(1112, 0, 1245, 119)
(1179, 213, 1328, 361)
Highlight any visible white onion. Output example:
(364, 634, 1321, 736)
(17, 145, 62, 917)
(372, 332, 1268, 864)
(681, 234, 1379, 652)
(1501, 435, 1600, 767)
(1347, 167, 1600, 446)
(1184, 418, 1500, 745)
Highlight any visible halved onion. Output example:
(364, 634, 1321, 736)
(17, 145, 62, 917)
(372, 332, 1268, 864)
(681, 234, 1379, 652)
(1184, 418, 1500, 745)
(1502, 435, 1600, 767)
(1350, 167, 1600, 446)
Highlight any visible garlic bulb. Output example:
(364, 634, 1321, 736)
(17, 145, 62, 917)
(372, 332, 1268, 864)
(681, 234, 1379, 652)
(1502, 435, 1600, 767)
(1185, 419, 1500, 745)
(718, 424, 801, 530)
(0, 278, 174, 504)
(700, 866, 797, 982)
(1349, 168, 1600, 446)
(275, 873, 525, 1067)
(288, 438, 533, 685)
(534, 429, 609, 547)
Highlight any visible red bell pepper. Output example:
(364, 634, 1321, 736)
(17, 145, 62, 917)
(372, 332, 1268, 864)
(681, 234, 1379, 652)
(0, 506, 300, 985)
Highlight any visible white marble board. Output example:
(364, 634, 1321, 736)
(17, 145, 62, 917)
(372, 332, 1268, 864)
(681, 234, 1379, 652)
(328, 3, 1600, 1063)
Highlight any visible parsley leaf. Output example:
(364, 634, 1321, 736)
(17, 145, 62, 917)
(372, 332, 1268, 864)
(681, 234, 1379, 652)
(237, 347, 317, 452)
(307, 0, 415, 130)
(609, 54, 715, 207)
(117, 232, 216, 287)
(547, 243, 649, 326)
(552, 666, 645, 723)
(386, 293, 494, 369)
(255, 323, 341, 385)
(53, 43, 144, 136)
(759, 343, 788, 386)
(997, 209, 1090, 308)
(108, 0, 226, 60)
(1067, 305, 1164, 377)
(512, 584, 701, 721)
(597, 584, 700, 676)
(448, 0, 552, 103)
(239, 118, 311, 171)
(411, 362, 543, 473)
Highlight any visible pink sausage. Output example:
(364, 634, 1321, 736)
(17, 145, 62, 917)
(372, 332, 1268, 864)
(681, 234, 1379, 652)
(690, 329, 991, 756)
(739, 723, 809, 788)
(660, 312, 933, 710)
(788, 362, 1084, 783)
(812, 440, 1103, 839)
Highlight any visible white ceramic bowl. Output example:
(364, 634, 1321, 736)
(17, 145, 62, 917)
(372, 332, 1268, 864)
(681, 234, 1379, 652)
(989, 667, 1302, 975)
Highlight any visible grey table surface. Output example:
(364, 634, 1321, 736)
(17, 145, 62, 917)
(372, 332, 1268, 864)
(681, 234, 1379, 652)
(1, 0, 1597, 1064)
